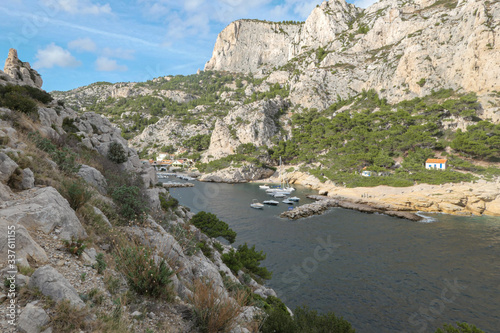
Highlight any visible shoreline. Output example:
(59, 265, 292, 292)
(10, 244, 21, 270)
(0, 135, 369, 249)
(252, 171, 500, 218)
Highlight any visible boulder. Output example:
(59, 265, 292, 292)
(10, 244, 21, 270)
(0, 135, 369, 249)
(28, 265, 85, 308)
(0, 187, 87, 240)
(0, 152, 18, 182)
(77, 165, 107, 194)
(18, 168, 34, 190)
(18, 303, 50, 333)
(0, 217, 48, 266)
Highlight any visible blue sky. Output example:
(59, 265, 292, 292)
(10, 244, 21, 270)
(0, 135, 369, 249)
(0, 0, 374, 92)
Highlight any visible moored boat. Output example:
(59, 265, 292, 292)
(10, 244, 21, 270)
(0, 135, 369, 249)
(251, 199, 264, 209)
(263, 200, 279, 206)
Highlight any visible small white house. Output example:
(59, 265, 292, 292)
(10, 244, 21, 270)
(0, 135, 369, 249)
(425, 159, 447, 170)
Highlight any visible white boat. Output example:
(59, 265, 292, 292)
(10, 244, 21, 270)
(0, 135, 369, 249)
(250, 199, 264, 209)
(259, 184, 270, 189)
(282, 199, 295, 204)
(263, 200, 279, 206)
(288, 196, 300, 202)
(272, 193, 287, 198)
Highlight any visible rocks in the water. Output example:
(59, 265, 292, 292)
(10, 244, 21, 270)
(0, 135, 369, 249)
(28, 265, 85, 309)
(281, 195, 423, 221)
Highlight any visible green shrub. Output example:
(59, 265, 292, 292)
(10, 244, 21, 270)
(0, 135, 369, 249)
(159, 192, 179, 211)
(261, 305, 355, 333)
(435, 322, 484, 333)
(107, 141, 128, 164)
(62, 117, 79, 133)
(0, 84, 53, 114)
(222, 243, 272, 282)
(115, 245, 174, 299)
(63, 238, 86, 257)
(197, 241, 213, 259)
(417, 78, 427, 87)
(60, 179, 92, 210)
(191, 211, 237, 243)
(110, 185, 147, 222)
(94, 253, 107, 274)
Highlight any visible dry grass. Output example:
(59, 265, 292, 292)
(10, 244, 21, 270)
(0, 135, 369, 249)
(49, 300, 90, 332)
(189, 278, 246, 333)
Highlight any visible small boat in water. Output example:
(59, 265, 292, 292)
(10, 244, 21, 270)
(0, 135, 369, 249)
(259, 184, 270, 189)
(251, 199, 264, 209)
(272, 192, 287, 198)
(282, 198, 294, 204)
(288, 196, 300, 202)
(263, 200, 279, 206)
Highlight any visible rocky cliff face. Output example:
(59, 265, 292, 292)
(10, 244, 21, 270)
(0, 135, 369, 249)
(0, 50, 277, 333)
(205, 20, 301, 74)
(1, 48, 43, 88)
(205, 0, 500, 106)
(203, 97, 288, 161)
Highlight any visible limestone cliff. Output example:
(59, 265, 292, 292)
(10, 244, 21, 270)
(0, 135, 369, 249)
(1, 48, 43, 88)
(205, 0, 500, 106)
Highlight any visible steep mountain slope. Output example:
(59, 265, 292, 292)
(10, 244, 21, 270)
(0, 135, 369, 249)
(53, 0, 500, 193)
(206, 0, 499, 108)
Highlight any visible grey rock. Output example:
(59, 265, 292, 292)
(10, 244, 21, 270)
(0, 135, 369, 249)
(0, 152, 18, 182)
(16, 274, 29, 288)
(28, 265, 85, 308)
(3, 49, 43, 88)
(18, 168, 34, 190)
(18, 303, 50, 333)
(81, 247, 97, 265)
(0, 187, 87, 240)
(78, 165, 107, 194)
(0, 218, 48, 266)
(92, 206, 112, 228)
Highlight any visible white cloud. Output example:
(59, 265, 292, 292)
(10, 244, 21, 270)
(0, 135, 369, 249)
(95, 57, 127, 71)
(33, 43, 81, 69)
(68, 37, 96, 52)
(42, 0, 112, 15)
(102, 47, 135, 60)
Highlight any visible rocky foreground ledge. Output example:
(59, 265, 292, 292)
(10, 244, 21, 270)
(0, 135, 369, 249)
(280, 195, 423, 221)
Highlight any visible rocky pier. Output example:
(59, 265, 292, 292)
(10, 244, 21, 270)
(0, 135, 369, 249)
(281, 195, 423, 221)
(162, 182, 195, 188)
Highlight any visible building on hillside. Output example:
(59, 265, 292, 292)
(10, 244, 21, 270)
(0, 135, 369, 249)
(425, 158, 447, 170)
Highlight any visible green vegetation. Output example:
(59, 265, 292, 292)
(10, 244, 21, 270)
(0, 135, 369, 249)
(94, 253, 107, 274)
(277, 89, 495, 187)
(0, 84, 53, 115)
(107, 141, 128, 164)
(159, 192, 179, 211)
(183, 134, 211, 151)
(115, 245, 174, 299)
(190, 211, 237, 244)
(110, 185, 147, 222)
(417, 78, 427, 87)
(261, 304, 355, 333)
(245, 82, 289, 104)
(435, 322, 484, 333)
(60, 179, 92, 211)
(62, 238, 87, 257)
(451, 121, 500, 160)
(222, 243, 272, 282)
(316, 47, 328, 63)
(29, 132, 80, 174)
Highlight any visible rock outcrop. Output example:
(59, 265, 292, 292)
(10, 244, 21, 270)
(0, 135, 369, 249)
(28, 265, 86, 308)
(203, 97, 288, 161)
(2, 48, 43, 88)
(200, 164, 275, 183)
(205, 0, 500, 106)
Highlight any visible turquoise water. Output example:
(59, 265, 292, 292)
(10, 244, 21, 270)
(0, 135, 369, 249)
(168, 178, 500, 333)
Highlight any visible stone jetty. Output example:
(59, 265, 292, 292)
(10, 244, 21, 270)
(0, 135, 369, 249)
(162, 182, 195, 188)
(281, 195, 423, 221)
